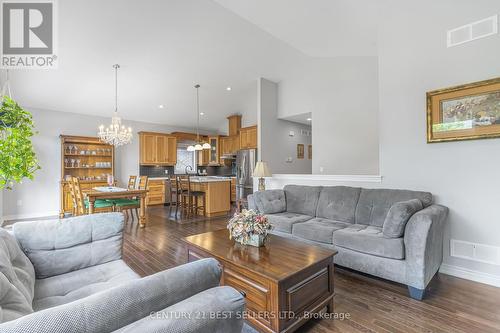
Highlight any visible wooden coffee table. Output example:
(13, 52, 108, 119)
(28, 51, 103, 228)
(182, 229, 337, 333)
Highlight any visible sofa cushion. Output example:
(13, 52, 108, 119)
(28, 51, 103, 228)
(284, 185, 322, 216)
(253, 190, 286, 214)
(383, 199, 423, 238)
(13, 213, 124, 279)
(0, 228, 35, 323)
(292, 218, 351, 244)
(33, 259, 139, 311)
(316, 186, 361, 223)
(333, 225, 405, 259)
(354, 188, 432, 227)
(266, 213, 313, 233)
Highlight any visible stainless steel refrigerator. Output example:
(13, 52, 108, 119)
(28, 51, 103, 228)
(236, 149, 256, 201)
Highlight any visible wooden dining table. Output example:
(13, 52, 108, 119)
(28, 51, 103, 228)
(84, 187, 149, 228)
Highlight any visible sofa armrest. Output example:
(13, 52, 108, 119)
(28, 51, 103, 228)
(12, 213, 124, 278)
(113, 286, 245, 333)
(404, 204, 448, 289)
(0, 258, 225, 333)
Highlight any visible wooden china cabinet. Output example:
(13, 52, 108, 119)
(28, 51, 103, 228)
(59, 135, 115, 217)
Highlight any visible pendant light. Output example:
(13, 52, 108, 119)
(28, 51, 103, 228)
(98, 64, 133, 146)
(187, 84, 211, 151)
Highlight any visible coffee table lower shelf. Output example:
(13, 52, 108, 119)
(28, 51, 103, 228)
(183, 231, 336, 333)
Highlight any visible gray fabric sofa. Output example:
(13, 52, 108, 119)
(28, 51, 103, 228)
(0, 213, 245, 332)
(248, 185, 448, 300)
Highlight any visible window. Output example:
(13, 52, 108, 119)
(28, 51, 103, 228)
(175, 148, 196, 174)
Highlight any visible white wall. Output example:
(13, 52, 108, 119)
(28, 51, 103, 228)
(259, 78, 312, 174)
(217, 81, 258, 135)
(2, 108, 196, 220)
(376, 0, 500, 280)
(278, 56, 380, 175)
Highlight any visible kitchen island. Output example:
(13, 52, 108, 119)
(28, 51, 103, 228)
(183, 176, 232, 217)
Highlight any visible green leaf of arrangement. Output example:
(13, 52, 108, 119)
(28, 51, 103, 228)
(0, 95, 41, 190)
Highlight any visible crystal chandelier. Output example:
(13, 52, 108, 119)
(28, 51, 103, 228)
(98, 64, 132, 146)
(187, 84, 211, 151)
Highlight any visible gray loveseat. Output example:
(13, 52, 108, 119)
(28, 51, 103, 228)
(248, 185, 448, 300)
(0, 213, 245, 332)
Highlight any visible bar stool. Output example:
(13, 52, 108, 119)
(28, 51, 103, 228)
(179, 175, 206, 217)
(167, 175, 181, 217)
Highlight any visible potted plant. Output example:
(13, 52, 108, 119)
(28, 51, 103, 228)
(0, 96, 40, 190)
(227, 209, 272, 247)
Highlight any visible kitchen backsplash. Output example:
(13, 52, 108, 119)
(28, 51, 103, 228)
(197, 165, 235, 176)
(140, 165, 174, 177)
(140, 165, 235, 177)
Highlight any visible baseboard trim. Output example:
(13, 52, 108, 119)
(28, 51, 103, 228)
(2, 211, 59, 223)
(439, 263, 500, 288)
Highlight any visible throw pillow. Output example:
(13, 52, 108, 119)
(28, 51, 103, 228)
(382, 199, 423, 238)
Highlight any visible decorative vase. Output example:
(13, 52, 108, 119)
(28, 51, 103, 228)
(235, 234, 266, 247)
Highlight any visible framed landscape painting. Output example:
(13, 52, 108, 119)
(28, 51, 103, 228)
(427, 77, 500, 143)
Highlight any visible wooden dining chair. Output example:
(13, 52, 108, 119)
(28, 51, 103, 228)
(113, 175, 143, 222)
(127, 175, 137, 190)
(68, 178, 79, 216)
(71, 177, 113, 215)
(179, 175, 205, 217)
(138, 176, 148, 190)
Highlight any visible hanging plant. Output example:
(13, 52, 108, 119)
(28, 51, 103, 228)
(0, 96, 41, 190)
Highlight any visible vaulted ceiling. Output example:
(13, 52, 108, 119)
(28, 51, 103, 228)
(6, 0, 377, 131)
(214, 0, 378, 57)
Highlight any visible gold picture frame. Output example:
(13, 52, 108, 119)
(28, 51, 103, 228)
(427, 77, 500, 143)
(297, 144, 304, 159)
(308, 145, 312, 159)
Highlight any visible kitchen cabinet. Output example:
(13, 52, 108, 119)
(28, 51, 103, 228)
(221, 135, 240, 155)
(139, 132, 177, 166)
(239, 125, 257, 149)
(227, 115, 242, 136)
(146, 179, 166, 206)
(197, 149, 210, 166)
(166, 136, 177, 164)
(208, 136, 221, 165)
(187, 179, 231, 217)
(141, 133, 156, 164)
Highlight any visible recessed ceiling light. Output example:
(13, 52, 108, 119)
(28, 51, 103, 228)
(200, 112, 205, 116)
(226, 86, 232, 91)
(158, 104, 164, 109)
(306, 118, 312, 121)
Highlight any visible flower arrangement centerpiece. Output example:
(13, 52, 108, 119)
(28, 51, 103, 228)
(227, 209, 272, 247)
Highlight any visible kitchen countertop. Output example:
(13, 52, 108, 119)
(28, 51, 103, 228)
(189, 176, 232, 183)
(146, 176, 235, 182)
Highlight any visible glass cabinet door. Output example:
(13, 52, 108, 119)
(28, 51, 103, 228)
(209, 137, 218, 164)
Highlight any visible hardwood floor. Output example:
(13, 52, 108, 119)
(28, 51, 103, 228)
(123, 206, 500, 333)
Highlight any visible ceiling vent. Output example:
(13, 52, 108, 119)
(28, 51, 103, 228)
(447, 15, 498, 47)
